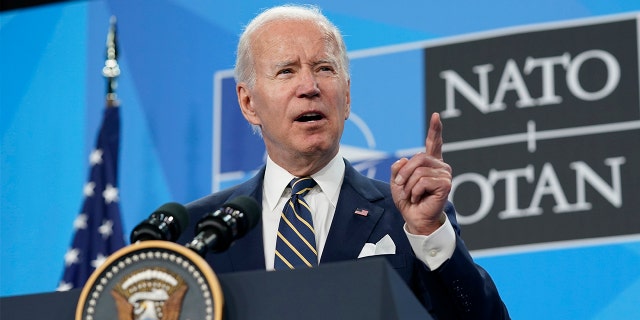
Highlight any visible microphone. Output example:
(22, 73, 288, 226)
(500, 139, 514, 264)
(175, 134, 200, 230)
(130, 202, 189, 243)
(186, 196, 261, 256)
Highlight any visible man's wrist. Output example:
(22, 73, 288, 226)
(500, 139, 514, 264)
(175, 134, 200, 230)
(404, 215, 456, 270)
(407, 211, 447, 236)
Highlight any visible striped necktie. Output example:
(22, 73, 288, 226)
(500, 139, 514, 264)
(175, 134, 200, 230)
(274, 177, 318, 269)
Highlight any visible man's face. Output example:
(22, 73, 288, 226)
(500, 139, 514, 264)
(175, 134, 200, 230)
(237, 19, 351, 171)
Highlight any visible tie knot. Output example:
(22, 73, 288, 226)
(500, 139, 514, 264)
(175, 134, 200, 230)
(290, 177, 316, 197)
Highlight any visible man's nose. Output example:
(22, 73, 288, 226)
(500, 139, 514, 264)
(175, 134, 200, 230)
(297, 69, 320, 98)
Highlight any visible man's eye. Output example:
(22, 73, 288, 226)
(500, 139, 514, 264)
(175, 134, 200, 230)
(318, 66, 334, 72)
(277, 69, 293, 75)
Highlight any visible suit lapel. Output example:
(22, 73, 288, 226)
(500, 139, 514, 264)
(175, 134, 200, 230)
(225, 168, 267, 272)
(321, 161, 386, 263)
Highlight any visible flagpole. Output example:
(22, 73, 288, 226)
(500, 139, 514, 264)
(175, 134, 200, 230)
(103, 16, 120, 108)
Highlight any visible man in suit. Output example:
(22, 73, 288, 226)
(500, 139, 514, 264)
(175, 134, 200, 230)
(179, 4, 510, 319)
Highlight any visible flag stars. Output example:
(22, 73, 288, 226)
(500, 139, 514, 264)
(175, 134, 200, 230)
(102, 184, 119, 204)
(57, 281, 73, 292)
(84, 181, 96, 197)
(64, 248, 80, 266)
(91, 254, 107, 269)
(89, 149, 103, 166)
(61, 104, 123, 290)
(98, 219, 114, 239)
(74, 214, 88, 230)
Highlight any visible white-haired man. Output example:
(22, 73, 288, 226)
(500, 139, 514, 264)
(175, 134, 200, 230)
(180, 5, 510, 319)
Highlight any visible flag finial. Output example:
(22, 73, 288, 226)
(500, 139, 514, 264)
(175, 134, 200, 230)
(103, 15, 120, 107)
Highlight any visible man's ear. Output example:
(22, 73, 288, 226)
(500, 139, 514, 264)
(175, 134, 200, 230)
(237, 83, 260, 125)
(344, 79, 351, 120)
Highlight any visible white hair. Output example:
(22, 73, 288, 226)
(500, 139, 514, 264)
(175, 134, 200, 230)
(234, 4, 350, 88)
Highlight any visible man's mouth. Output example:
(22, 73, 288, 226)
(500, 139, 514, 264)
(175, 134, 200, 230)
(295, 112, 324, 122)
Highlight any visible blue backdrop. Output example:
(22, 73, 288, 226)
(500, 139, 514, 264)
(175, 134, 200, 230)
(2, 1, 640, 319)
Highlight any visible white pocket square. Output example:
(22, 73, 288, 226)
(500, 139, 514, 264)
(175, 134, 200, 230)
(357, 234, 396, 258)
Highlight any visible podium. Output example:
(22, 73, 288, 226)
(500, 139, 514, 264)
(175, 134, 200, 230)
(1, 258, 432, 319)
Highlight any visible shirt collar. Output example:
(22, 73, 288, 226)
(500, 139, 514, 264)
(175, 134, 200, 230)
(263, 154, 345, 211)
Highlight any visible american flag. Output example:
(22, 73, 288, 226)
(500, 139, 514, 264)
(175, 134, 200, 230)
(57, 106, 125, 291)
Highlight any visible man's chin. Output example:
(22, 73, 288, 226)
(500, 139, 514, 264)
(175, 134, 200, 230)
(298, 142, 339, 158)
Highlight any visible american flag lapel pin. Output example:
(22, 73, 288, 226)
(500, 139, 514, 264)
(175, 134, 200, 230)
(354, 208, 369, 216)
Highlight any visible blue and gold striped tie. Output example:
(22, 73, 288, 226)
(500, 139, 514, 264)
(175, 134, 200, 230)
(275, 177, 318, 269)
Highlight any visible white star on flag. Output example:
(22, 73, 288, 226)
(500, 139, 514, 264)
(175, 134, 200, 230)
(64, 248, 80, 266)
(91, 254, 107, 269)
(102, 184, 119, 204)
(73, 214, 88, 230)
(56, 281, 73, 292)
(98, 219, 114, 239)
(89, 148, 103, 166)
(83, 181, 96, 197)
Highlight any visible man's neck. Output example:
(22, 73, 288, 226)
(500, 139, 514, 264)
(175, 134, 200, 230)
(269, 151, 339, 177)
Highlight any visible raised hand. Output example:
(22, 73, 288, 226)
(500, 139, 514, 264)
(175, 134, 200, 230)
(390, 113, 452, 235)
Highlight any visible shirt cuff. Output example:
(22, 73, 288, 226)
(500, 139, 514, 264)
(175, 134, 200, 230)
(404, 214, 456, 271)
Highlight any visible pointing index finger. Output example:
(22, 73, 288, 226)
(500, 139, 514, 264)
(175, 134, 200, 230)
(426, 112, 444, 160)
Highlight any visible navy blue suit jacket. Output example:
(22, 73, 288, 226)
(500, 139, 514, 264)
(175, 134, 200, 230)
(178, 160, 509, 319)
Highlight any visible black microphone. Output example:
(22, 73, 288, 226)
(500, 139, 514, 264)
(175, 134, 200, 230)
(130, 202, 189, 243)
(186, 196, 261, 256)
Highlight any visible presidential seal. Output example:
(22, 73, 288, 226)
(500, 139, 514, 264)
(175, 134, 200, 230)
(76, 240, 223, 320)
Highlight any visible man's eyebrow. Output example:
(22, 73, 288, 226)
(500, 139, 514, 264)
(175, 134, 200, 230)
(311, 58, 338, 67)
(270, 57, 337, 70)
(273, 60, 298, 69)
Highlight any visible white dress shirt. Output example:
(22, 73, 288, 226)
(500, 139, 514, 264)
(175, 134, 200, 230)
(261, 154, 456, 271)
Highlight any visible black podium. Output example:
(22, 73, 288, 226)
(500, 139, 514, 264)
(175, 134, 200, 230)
(1, 258, 431, 319)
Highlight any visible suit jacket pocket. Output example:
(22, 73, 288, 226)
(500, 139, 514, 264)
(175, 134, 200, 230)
(359, 253, 408, 270)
